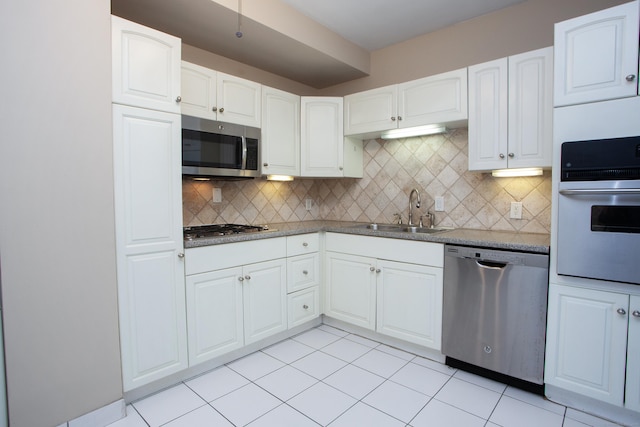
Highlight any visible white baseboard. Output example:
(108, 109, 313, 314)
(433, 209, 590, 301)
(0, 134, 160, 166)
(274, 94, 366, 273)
(67, 399, 125, 427)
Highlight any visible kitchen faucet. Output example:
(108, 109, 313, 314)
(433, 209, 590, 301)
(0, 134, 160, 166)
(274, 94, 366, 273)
(408, 188, 421, 226)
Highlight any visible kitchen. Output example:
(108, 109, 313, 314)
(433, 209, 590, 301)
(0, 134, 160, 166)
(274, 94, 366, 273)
(1, 0, 638, 426)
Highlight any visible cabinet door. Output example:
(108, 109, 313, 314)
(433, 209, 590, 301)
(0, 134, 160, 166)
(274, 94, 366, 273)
(181, 61, 217, 120)
(113, 105, 186, 391)
(325, 252, 376, 330)
(301, 97, 344, 177)
(468, 58, 508, 171)
(399, 68, 468, 128)
(508, 47, 553, 169)
(344, 85, 397, 136)
(554, 1, 639, 106)
(377, 261, 443, 350)
(262, 87, 300, 176)
(185, 267, 243, 366)
(545, 284, 628, 406)
(216, 72, 261, 127)
(626, 295, 640, 412)
(243, 259, 287, 345)
(111, 16, 181, 113)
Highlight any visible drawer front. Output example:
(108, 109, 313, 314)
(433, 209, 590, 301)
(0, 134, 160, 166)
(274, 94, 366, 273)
(185, 237, 286, 275)
(287, 253, 320, 293)
(288, 287, 320, 328)
(286, 233, 320, 256)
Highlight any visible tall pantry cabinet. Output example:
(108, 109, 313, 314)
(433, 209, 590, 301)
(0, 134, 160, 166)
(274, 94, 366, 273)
(111, 16, 187, 391)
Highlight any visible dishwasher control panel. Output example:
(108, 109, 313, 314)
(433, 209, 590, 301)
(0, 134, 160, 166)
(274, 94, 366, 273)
(445, 246, 528, 266)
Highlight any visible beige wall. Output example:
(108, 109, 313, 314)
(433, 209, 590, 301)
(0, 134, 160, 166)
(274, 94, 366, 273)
(322, 0, 630, 95)
(0, 1, 122, 426)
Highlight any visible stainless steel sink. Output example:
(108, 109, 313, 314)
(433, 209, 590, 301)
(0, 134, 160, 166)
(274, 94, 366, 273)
(356, 223, 447, 234)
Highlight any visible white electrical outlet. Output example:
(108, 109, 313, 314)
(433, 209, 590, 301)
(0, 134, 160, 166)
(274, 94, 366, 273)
(510, 202, 523, 219)
(305, 198, 313, 211)
(212, 188, 222, 203)
(435, 196, 445, 212)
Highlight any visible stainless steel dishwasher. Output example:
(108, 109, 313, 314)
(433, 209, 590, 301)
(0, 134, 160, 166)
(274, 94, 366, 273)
(442, 245, 549, 392)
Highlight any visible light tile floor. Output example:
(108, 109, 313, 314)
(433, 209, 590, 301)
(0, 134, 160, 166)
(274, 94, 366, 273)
(110, 325, 625, 427)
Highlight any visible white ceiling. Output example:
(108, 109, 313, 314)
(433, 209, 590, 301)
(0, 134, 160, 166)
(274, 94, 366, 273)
(111, 0, 527, 88)
(280, 0, 526, 51)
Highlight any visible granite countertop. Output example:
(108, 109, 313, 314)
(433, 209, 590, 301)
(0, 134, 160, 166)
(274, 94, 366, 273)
(184, 220, 550, 254)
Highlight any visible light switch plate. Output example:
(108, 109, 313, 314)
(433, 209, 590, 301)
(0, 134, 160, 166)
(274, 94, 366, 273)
(212, 188, 222, 203)
(305, 198, 313, 211)
(510, 202, 523, 219)
(435, 196, 445, 212)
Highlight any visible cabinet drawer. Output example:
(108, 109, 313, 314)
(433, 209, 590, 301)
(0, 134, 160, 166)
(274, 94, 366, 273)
(288, 287, 320, 328)
(286, 233, 320, 256)
(287, 253, 320, 293)
(325, 233, 443, 267)
(185, 237, 286, 275)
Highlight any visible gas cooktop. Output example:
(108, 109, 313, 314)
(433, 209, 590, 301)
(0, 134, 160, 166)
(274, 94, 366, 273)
(183, 224, 272, 240)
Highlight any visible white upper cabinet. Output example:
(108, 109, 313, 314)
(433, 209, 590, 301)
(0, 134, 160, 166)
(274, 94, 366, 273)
(180, 63, 261, 127)
(554, 1, 639, 106)
(344, 68, 468, 137)
(181, 61, 217, 120)
(261, 86, 300, 176)
(216, 72, 262, 127)
(301, 97, 363, 178)
(468, 47, 553, 171)
(398, 68, 468, 128)
(112, 16, 181, 113)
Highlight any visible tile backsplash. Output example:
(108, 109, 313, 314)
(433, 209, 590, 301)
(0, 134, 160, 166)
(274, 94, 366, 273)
(183, 128, 551, 233)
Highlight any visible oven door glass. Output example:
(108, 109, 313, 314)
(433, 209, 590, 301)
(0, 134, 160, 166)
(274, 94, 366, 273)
(557, 183, 640, 285)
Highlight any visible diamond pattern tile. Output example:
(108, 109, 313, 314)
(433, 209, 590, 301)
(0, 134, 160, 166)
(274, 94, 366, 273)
(183, 129, 551, 232)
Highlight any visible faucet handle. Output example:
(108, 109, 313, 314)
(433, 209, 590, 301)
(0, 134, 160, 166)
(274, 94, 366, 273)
(393, 213, 403, 225)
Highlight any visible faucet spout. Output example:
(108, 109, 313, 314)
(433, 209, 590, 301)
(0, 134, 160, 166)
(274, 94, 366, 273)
(408, 188, 421, 226)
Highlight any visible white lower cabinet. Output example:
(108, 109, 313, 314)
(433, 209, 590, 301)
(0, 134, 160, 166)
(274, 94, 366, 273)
(545, 283, 640, 410)
(185, 267, 243, 366)
(185, 238, 287, 366)
(324, 233, 444, 350)
(286, 233, 321, 328)
(377, 260, 443, 349)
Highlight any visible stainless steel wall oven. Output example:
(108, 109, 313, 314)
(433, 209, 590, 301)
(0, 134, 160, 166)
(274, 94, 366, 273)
(557, 136, 640, 285)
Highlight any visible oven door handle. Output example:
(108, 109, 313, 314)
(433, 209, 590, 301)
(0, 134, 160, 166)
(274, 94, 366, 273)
(559, 188, 640, 196)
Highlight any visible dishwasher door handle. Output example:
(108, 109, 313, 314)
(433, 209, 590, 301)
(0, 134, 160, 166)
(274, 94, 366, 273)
(476, 260, 508, 269)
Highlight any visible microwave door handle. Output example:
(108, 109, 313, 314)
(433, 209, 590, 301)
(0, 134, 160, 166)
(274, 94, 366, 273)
(241, 136, 248, 170)
(559, 188, 640, 195)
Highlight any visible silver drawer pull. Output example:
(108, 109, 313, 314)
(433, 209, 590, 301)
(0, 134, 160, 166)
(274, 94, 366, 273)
(303, 304, 309, 310)
(303, 242, 309, 247)
(302, 270, 308, 275)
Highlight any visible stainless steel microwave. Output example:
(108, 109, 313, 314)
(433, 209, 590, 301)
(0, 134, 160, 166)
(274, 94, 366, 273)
(182, 115, 261, 178)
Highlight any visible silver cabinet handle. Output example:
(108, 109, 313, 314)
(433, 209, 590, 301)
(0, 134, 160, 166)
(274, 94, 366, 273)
(303, 242, 309, 247)
(397, 116, 402, 121)
(339, 166, 344, 171)
(370, 266, 375, 272)
(303, 304, 309, 310)
(391, 117, 396, 121)
(375, 269, 381, 273)
(617, 308, 627, 315)
(302, 270, 308, 275)
(219, 107, 225, 113)
(499, 153, 505, 159)
(238, 276, 244, 282)
(632, 310, 640, 318)
(626, 74, 636, 82)
(508, 153, 514, 158)
(177, 252, 184, 259)
(212, 107, 218, 112)
(263, 163, 269, 167)
(244, 275, 251, 280)
(175, 96, 182, 103)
